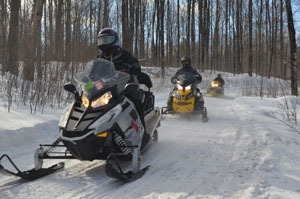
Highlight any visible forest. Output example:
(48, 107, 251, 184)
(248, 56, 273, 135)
(0, 0, 299, 112)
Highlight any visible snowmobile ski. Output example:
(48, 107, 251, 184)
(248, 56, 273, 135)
(0, 154, 64, 180)
(105, 154, 149, 182)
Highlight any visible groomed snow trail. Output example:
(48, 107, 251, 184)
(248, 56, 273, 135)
(1, 87, 300, 199)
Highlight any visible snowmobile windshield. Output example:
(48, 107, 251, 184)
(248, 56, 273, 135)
(176, 72, 196, 86)
(75, 58, 130, 99)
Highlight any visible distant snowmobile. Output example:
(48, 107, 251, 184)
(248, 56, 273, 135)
(206, 80, 224, 98)
(0, 59, 161, 182)
(162, 72, 208, 122)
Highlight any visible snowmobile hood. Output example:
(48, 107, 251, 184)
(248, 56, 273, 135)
(75, 58, 130, 99)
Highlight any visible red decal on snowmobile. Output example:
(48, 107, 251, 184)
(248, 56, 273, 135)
(94, 81, 104, 90)
(131, 120, 139, 132)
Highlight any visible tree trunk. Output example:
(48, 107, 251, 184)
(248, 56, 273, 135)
(160, 0, 165, 79)
(186, 0, 191, 56)
(103, 0, 109, 28)
(0, 0, 8, 71)
(212, 0, 220, 71)
(191, 0, 196, 65)
(177, 0, 180, 65)
(7, 0, 21, 75)
(24, 0, 45, 81)
(280, 0, 286, 79)
(55, 0, 63, 61)
(286, 0, 298, 95)
(248, 0, 253, 76)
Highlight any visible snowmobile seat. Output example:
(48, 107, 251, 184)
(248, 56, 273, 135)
(137, 72, 153, 90)
(143, 91, 154, 115)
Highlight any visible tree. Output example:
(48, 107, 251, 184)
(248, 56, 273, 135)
(0, 0, 8, 71)
(103, 0, 109, 28)
(7, 0, 21, 75)
(248, 0, 253, 76)
(286, 0, 298, 95)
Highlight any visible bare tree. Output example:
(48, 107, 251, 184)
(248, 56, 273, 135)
(103, 0, 109, 28)
(286, 0, 298, 95)
(0, 0, 8, 72)
(248, 0, 253, 76)
(7, 0, 21, 75)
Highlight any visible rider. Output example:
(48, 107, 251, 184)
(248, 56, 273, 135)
(97, 28, 149, 144)
(213, 73, 225, 87)
(167, 56, 203, 111)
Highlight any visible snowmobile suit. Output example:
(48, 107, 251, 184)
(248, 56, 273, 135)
(98, 47, 145, 125)
(98, 47, 150, 149)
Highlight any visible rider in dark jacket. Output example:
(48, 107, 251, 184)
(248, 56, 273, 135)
(97, 28, 146, 131)
(167, 56, 204, 111)
(171, 56, 202, 84)
(213, 73, 225, 87)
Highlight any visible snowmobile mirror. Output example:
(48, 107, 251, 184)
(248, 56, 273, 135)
(64, 83, 81, 102)
(64, 83, 77, 94)
(125, 83, 139, 94)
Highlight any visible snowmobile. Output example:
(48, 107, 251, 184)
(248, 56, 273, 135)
(0, 58, 161, 182)
(161, 72, 208, 122)
(206, 80, 224, 97)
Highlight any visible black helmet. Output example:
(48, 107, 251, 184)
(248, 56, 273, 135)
(217, 73, 222, 78)
(97, 28, 119, 51)
(181, 56, 191, 68)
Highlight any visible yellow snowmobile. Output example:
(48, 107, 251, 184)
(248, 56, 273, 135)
(162, 72, 208, 122)
(206, 80, 224, 97)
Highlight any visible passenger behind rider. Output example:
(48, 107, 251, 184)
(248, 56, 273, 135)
(213, 73, 225, 87)
(167, 56, 203, 111)
(97, 28, 147, 130)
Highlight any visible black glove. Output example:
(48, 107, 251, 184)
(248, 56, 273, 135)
(171, 76, 177, 84)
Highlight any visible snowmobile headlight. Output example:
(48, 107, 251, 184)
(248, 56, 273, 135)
(211, 82, 219, 88)
(185, 85, 192, 91)
(91, 92, 112, 108)
(82, 92, 112, 108)
(82, 95, 89, 108)
(177, 84, 184, 90)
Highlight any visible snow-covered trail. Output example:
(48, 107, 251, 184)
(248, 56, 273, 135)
(1, 88, 300, 199)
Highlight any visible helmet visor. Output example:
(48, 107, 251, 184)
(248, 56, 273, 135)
(182, 61, 190, 65)
(97, 35, 115, 46)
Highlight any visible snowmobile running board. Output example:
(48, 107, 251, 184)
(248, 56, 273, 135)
(0, 154, 64, 180)
(105, 153, 149, 182)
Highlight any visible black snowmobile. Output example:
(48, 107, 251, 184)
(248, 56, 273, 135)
(0, 58, 161, 182)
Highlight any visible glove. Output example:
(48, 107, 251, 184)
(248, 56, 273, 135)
(171, 77, 177, 84)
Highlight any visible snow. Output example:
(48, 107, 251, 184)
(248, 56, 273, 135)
(1, 69, 300, 199)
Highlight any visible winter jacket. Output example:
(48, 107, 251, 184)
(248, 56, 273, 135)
(98, 47, 141, 76)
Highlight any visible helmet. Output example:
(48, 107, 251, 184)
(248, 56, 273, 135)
(97, 28, 119, 51)
(217, 73, 222, 78)
(181, 56, 191, 68)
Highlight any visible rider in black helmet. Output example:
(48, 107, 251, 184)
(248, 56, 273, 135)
(171, 56, 202, 84)
(214, 73, 225, 87)
(167, 56, 204, 111)
(97, 28, 141, 79)
(97, 28, 149, 147)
